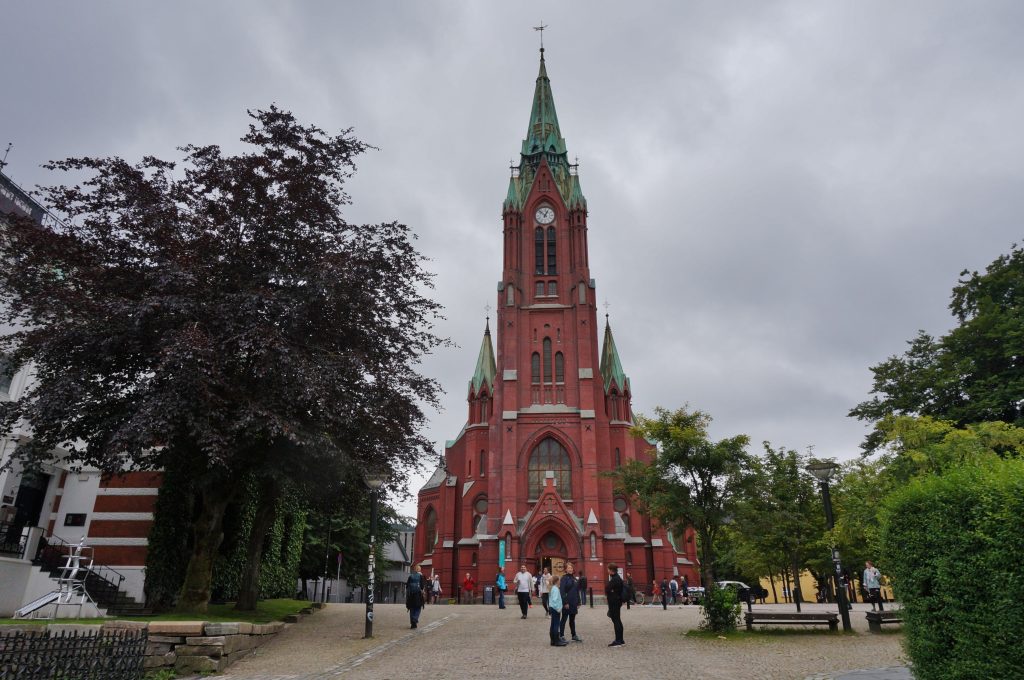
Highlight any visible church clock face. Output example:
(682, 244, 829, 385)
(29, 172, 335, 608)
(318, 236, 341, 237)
(535, 206, 555, 224)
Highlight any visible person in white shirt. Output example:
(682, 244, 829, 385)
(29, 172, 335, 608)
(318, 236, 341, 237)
(539, 566, 552, 616)
(863, 561, 884, 611)
(512, 564, 534, 619)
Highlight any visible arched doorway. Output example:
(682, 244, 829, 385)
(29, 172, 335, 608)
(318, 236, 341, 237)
(525, 524, 581, 581)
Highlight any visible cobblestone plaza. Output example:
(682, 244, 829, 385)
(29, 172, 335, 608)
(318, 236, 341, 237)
(210, 602, 906, 680)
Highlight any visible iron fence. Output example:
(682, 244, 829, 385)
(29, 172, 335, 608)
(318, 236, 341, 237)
(0, 522, 27, 559)
(0, 629, 146, 680)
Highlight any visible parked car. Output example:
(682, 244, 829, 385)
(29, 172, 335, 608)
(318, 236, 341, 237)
(715, 580, 754, 604)
(686, 586, 706, 603)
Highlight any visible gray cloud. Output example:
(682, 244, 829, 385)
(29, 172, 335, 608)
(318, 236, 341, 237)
(3, 1, 1022, 515)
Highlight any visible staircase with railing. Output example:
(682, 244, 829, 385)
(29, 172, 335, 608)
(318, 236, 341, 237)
(32, 531, 150, 616)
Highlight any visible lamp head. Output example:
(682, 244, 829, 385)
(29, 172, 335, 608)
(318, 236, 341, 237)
(364, 470, 388, 491)
(806, 459, 839, 483)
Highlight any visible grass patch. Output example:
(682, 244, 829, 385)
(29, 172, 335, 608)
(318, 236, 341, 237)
(0, 598, 309, 626)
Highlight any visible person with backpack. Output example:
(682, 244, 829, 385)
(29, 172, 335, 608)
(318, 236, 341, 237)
(406, 564, 425, 629)
(431, 572, 442, 604)
(495, 565, 507, 609)
(669, 576, 679, 604)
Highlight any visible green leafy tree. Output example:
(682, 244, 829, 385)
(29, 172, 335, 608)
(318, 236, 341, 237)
(0, 107, 444, 612)
(608, 406, 754, 587)
(850, 244, 1024, 449)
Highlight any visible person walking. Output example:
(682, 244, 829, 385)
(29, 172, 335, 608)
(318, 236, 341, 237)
(863, 561, 884, 611)
(624, 572, 635, 610)
(605, 564, 625, 647)
(577, 573, 588, 607)
(539, 566, 552, 616)
(548, 575, 567, 646)
(431, 572, 442, 604)
(513, 564, 534, 619)
(669, 576, 679, 604)
(681, 575, 689, 605)
(559, 562, 582, 643)
(406, 564, 425, 629)
(495, 566, 508, 609)
(660, 577, 669, 610)
(462, 572, 476, 604)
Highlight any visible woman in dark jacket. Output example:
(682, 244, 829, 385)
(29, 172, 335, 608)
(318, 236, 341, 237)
(605, 563, 625, 646)
(558, 562, 582, 643)
(406, 564, 425, 629)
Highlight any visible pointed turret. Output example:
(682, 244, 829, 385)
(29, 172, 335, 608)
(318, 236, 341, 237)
(522, 49, 567, 157)
(599, 317, 629, 394)
(470, 319, 497, 394)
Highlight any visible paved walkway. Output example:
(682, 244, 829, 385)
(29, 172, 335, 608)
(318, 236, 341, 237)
(210, 602, 910, 680)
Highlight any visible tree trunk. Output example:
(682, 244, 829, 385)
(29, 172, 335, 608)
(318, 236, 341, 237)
(789, 553, 802, 612)
(782, 567, 792, 603)
(698, 530, 715, 587)
(768, 573, 778, 604)
(300, 577, 308, 600)
(175, 478, 235, 613)
(235, 478, 281, 611)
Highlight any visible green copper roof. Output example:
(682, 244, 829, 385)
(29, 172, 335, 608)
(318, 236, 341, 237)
(470, 320, 497, 394)
(600, 318, 629, 394)
(522, 50, 567, 157)
(504, 49, 587, 213)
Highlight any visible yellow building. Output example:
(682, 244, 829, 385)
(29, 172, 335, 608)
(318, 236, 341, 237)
(758, 571, 893, 604)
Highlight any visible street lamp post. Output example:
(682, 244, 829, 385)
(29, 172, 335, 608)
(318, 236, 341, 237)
(363, 472, 388, 639)
(806, 459, 852, 632)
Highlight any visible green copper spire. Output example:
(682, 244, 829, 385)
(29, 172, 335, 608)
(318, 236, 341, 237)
(522, 49, 567, 157)
(600, 316, 629, 394)
(470, 319, 497, 394)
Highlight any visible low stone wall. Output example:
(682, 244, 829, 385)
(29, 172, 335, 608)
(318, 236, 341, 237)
(134, 620, 286, 673)
(0, 619, 287, 675)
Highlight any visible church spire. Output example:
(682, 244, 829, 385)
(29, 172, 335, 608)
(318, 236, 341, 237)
(522, 48, 567, 157)
(470, 319, 497, 394)
(600, 316, 629, 394)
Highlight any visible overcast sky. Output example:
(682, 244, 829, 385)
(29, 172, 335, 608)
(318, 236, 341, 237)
(3, 1, 1022, 517)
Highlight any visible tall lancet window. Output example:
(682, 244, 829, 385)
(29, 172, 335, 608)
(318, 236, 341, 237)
(547, 226, 557, 274)
(528, 437, 572, 499)
(535, 228, 545, 274)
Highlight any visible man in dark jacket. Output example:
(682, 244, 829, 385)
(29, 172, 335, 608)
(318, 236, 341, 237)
(660, 577, 670, 610)
(558, 562, 583, 643)
(605, 563, 625, 647)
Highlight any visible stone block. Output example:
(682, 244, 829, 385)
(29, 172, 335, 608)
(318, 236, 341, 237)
(144, 651, 176, 669)
(204, 622, 240, 635)
(48, 624, 103, 635)
(312, 601, 325, 609)
(284, 614, 300, 623)
(145, 642, 174, 655)
(186, 635, 226, 645)
(176, 644, 224, 657)
(300, 607, 314, 615)
(267, 622, 285, 633)
(176, 655, 227, 673)
(236, 622, 254, 634)
(102, 620, 148, 630)
(149, 621, 206, 635)
(148, 635, 186, 643)
(224, 635, 256, 655)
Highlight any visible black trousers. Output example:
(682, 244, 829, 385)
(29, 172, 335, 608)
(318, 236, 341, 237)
(517, 591, 530, 616)
(559, 608, 577, 637)
(608, 604, 624, 643)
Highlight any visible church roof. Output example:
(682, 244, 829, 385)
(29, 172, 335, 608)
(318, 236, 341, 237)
(503, 49, 587, 213)
(469, 320, 497, 394)
(600, 318, 630, 394)
(419, 465, 447, 491)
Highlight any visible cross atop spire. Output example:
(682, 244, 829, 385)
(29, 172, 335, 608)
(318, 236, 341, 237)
(533, 22, 547, 51)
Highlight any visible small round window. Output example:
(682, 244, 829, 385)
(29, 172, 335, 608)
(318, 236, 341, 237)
(474, 498, 488, 514)
(613, 497, 628, 513)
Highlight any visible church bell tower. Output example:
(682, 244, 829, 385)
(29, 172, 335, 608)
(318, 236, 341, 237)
(416, 46, 699, 598)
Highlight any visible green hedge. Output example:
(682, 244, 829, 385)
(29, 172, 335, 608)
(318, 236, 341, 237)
(700, 585, 741, 633)
(880, 457, 1024, 679)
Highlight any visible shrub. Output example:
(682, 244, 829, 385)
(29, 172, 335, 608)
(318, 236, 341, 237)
(700, 585, 741, 633)
(879, 457, 1024, 679)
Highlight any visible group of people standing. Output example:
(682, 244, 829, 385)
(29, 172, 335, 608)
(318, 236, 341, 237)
(405, 562, 629, 647)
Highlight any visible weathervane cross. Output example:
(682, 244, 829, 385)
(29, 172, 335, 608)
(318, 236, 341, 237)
(534, 22, 548, 49)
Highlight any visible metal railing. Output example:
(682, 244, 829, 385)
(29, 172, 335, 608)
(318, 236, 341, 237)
(32, 532, 132, 612)
(0, 521, 28, 559)
(0, 628, 146, 680)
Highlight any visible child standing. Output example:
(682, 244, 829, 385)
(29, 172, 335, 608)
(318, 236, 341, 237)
(547, 575, 567, 646)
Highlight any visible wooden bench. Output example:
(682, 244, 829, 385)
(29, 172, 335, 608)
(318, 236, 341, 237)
(744, 611, 839, 632)
(866, 610, 902, 633)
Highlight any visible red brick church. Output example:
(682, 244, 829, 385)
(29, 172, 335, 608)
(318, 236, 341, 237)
(415, 48, 699, 597)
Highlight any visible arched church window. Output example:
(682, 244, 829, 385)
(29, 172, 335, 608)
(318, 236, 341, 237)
(531, 353, 541, 384)
(474, 496, 488, 514)
(614, 447, 621, 468)
(590, 532, 597, 558)
(424, 508, 437, 554)
(535, 281, 544, 297)
(555, 352, 564, 383)
(609, 390, 620, 421)
(479, 450, 486, 477)
(547, 226, 557, 274)
(543, 338, 552, 384)
(548, 281, 557, 296)
(528, 437, 572, 499)
(535, 228, 544, 274)
(472, 552, 477, 566)
(626, 550, 633, 566)
(621, 513, 630, 533)
(505, 534, 511, 561)
(468, 458, 472, 476)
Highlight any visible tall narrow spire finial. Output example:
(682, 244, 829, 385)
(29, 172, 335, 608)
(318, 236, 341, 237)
(533, 22, 547, 54)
